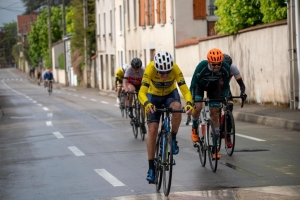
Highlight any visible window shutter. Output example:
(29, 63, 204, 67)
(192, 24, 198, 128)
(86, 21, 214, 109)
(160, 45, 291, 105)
(145, 0, 150, 26)
(162, 0, 166, 24)
(193, 0, 206, 20)
(156, 0, 160, 23)
(139, 0, 145, 26)
(151, 0, 155, 26)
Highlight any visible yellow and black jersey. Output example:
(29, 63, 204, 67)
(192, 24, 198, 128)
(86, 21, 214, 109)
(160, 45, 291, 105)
(138, 61, 192, 105)
(115, 67, 124, 85)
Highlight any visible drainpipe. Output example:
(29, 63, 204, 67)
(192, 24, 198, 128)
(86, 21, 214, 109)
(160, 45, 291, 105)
(295, 0, 300, 109)
(288, 0, 296, 109)
(123, 0, 127, 64)
(172, 0, 176, 61)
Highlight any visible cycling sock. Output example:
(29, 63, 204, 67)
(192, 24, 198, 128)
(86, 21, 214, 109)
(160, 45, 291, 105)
(171, 132, 177, 140)
(148, 159, 154, 170)
(192, 118, 199, 129)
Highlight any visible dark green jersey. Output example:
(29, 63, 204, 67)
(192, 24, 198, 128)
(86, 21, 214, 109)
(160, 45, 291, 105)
(190, 60, 231, 98)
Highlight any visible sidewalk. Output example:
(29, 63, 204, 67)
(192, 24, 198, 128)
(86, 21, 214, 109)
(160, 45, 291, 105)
(11, 68, 300, 132)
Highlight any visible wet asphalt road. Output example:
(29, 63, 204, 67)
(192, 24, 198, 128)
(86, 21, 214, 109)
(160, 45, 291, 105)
(0, 68, 300, 200)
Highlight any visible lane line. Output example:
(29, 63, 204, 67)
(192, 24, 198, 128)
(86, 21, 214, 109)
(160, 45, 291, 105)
(91, 99, 97, 101)
(82, 96, 86, 99)
(47, 113, 53, 117)
(43, 107, 49, 111)
(37, 104, 43, 106)
(53, 132, 64, 139)
(236, 133, 266, 141)
(68, 146, 85, 156)
(101, 101, 108, 104)
(46, 121, 52, 126)
(94, 169, 125, 187)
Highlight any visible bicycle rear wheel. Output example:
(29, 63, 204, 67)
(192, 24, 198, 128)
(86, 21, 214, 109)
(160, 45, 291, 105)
(120, 93, 125, 117)
(155, 133, 162, 192)
(139, 106, 146, 141)
(198, 128, 206, 167)
(162, 132, 173, 196)
(225, 110, 235, 156)
(206, 120, 218, 172)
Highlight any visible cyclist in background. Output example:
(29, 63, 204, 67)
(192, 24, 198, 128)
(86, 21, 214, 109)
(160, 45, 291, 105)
(190, 48, 231, 160)
(115, 64, 127, 104)
(43, 68, 54, 89)
(123, 58, 144, 119)
(220, 54, 247, 148)
(138, 51, 194, 183)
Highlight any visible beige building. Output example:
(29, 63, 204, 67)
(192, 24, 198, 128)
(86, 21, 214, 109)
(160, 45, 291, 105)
(96, 0, 217, 90)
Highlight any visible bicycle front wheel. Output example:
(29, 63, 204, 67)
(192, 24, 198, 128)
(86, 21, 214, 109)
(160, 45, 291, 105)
(206, 120, 218, 172)
(198, 130, 206, 167)
(120, 94, 125, 118)
(162, 132, 173, 196)
(225, 110, 235, 156)
(155, 133, 162, 192)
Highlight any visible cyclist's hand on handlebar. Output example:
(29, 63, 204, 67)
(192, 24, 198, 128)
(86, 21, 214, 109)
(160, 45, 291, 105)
(240, 93, 247, 101)
(185, 101, 194, 115)
(145, 101, 155, 114)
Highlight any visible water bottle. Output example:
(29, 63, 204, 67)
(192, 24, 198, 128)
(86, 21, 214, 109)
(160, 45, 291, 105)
(201, 123, 206, 137)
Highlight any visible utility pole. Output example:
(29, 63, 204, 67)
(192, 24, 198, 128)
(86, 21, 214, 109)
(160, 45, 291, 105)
(62, 0, 69, 86)
(83, 0, 91, 88)
(47, 0, 52, 69)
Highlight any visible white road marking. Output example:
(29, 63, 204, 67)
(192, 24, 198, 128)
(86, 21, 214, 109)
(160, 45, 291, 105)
(53, 132, 64, 139)
(37, 104, 43, 106)
(43, 107, 49, 111)
(91, 99, 97, 101)
(114, 104, 119, 107)
(82, 96, 86, 99)
(101, 101, 108, 104)
(236, 133, 266, 141)
(33, 101, 37, 103)
(47, 113, 53, 117)
(11, 116, 33, 119)
(94, 169, 125, 187)
(74, 95, 78, 97)
(46, 121, 52, 126)
(68, 146, 85, 156)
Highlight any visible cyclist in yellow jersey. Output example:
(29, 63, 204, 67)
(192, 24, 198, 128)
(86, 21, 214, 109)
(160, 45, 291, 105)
(115, 64, 127, 103)
(138, 51, 194, 183)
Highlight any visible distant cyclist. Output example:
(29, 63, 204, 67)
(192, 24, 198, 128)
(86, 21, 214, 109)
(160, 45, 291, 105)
(123, 58, 144, 119)
(138, 51, 194, 183)
(43, 68, 54, 89)
(115, 64, 127, 104)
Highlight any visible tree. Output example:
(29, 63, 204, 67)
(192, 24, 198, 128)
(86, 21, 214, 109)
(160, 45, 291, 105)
(22, 0, 71, 14)
(214, 0, 262, 34)
(27, 6, 73, 68)
(214, 0, 287, 35)
(0, 22, 18, 65)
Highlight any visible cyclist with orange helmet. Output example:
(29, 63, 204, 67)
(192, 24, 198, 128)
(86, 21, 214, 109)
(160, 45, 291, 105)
(190, 48, 231, 160)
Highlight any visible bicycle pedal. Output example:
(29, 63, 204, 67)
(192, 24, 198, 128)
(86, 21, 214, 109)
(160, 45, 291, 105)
(193, 143, 199, 148)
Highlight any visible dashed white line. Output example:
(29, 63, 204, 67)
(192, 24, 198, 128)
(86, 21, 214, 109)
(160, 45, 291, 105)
(33, 101, 37, 103)
(94, 169, 125, 187)
(68, 146, 85, 156)
(37, 104, 43, 106)
(47, 113, 53, 117)
(53, 132, 64, 139)
(82, 96, 86, 99)
(43, 107, 49, 111)
(91, 99, 97, 101)
(46, 121, 53, 126)
(236, 133, 266, 141)
(101, 101, 108, 104)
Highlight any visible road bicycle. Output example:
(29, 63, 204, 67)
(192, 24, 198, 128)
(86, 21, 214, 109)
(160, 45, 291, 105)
(218, 95, 245, 156)
(193, 98, 223, 172)
(154, 106, 185, 197)
(45, 80, 53, 96)
(128, 91, 147, 140)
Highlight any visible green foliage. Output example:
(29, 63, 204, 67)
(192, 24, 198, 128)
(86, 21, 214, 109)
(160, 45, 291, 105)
(260, 0, 287, 23)
(214, 0, 287, 35)
(27, 6, 73, 68)
(22, 0, 71, 14)
(58, 53, 65, 69)
(214, 0, 263, 34)
(0, 22, 18, 62)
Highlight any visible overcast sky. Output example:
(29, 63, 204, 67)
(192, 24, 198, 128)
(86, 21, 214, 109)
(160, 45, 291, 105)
(0, 0, 25, 27)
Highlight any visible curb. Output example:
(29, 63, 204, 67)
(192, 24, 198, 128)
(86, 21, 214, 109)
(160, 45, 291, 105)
(233, 111, 300, 131)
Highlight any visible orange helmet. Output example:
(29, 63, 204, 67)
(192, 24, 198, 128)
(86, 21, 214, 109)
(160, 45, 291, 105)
(207, 48, 224, 63)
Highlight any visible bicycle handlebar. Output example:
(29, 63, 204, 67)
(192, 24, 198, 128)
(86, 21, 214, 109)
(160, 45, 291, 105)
(155, 107, 186, 113)
(230, 96, 245, 108)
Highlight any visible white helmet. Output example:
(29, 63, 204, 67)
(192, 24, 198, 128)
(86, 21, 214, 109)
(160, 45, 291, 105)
(122, 64, 127, 72)
(154, 51, 173, 72)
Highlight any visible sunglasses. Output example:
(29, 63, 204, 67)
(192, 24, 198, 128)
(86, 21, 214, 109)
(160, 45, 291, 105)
(211, 63, 221, 66)
(158, 70, 171, 75)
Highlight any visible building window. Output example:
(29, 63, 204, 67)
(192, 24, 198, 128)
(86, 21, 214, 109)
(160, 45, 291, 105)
(134, 0, 137, 27)
(110, 10, 113, 39)
(156, 0, 166, 24)
(208, 0, 216, 16)
(193, 0, 206, 20)
(120, 5, 122, 31)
